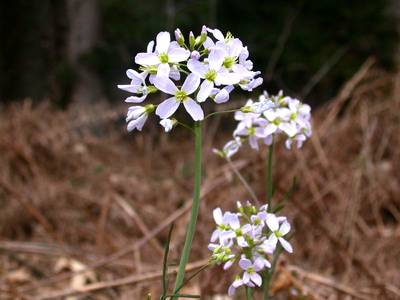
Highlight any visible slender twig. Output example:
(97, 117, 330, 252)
(204, 109, 239, 120)
(226, 157, 260, 206)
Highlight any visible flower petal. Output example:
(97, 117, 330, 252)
(213, 208, 223, 225)
(183, 98, 204, 121)
(125, 95, 146, 103)
(250, 273, 262, 287)
(215, 72, 241, 85)
(197, 80, 214, 102)
(127, 114, 148, 132)
(146, 40, 154, 53)
(182, 73, 200, 95)
(153, 76, 178, 95)
(279, 221, 291, 235)
(135, 53, 159, 65)
(239, 258, 252, 270)
(266, 214, 279, 231)
(157, 63, 170, 78)
(155, 97, 180, 119)
(279, 238, 293, 253)
(208, 48, 224, 70)
(187, 59, 208, 78)
(155, 31, 170, 54)
(168, 47, 190, 63)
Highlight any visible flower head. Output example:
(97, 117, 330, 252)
(209, 202, 293, 295)
(118, 26, 262, 133)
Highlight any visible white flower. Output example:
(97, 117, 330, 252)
(220, 137, 242, 158)
(135, 32, 190, 78)
(159, 118, 176, 132)
(266, 214, 293, 253)
(154, 73, 204, 121)
(188, 48, 241, 102)
(239, 258, 263, 287)
(118, 69, 148, 103)
(126, 104, 154, 132)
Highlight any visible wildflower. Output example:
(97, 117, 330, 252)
(266, 214, 293, 253)
(239, 258, 263, 286)
(187, 48, 241, 102)
(117, 69, 149, 103)
(154, 73, 204, 121)
(209, 202, 292, 295)
(159, 118, 176, 132)
(135, 31, 190, 77)
(126, 104, 155, 132)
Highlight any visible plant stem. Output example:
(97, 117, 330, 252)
(263, 245, 283, 300)
(246, 287, 254, 300)
(204, 109, 239, 120)
(226, 157, 259, 206)
(173, 122, 202, 298)
(266, 141, 274, 212)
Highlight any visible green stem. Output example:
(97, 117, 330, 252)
(263, 246, 283, 300)
(173, 122, 202, 298)
(204, 109, 239, 120)
(246, 287, 254, 300)
(266, 141, 274, 212)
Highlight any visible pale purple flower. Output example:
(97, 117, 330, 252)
(159, 118, 176, 132)
(126, 105, 153, 132)
(239, 258, 263, 287)
(117, 69, 148, 103)
(266, 214, 293, 253)
(154, 73, 204, 121)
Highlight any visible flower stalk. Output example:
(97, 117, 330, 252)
(173, 121, 202, 296)
(266, 141, 274, 212)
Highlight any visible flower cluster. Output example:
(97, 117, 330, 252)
(215, 91, 312, 158)
(209, 202, 292, 296)
(118, 26, 262, 132)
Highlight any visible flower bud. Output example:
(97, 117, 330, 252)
(189, 31, 196, 50)
(174, 28, 185, 46)
(190, 50, 200, 60)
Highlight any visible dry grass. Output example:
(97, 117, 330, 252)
(0, 62, 399, 299)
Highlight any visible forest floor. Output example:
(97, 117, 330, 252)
(0, 60, 399, 299)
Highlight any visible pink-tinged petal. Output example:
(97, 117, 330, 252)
(279, 238, 293, 253)
(250, 273, 262, 287)
(125, 95, 146, 103)
(279, 122, 297, 137)
(135, 53, 159, 65)
(266, 214, 279, 231)
(155, 97, 180, 119)
(187, 59, 208, 78)
(146, 40, 154, 53)
(197, 80, 214, 102)
(239, 258, 252, 270)
(168, 47, 190, 63)
(232, 279, 244, 288)
(253, 258, 265, 271)
(155, 31, 170, 54)
(183, 98, 204, 121)
(153, 76, 178, 95)
(182, 73, 200, 95)
(157, 63, 170, 77)
(215, 72, 241, 85)
(279, 221, 291, 235)
(214, 89, 228, 103)
(213, 208, 223, 225)
(208, 48, 224, 70)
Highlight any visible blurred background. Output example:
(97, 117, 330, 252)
(0, 0, 399, 299)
